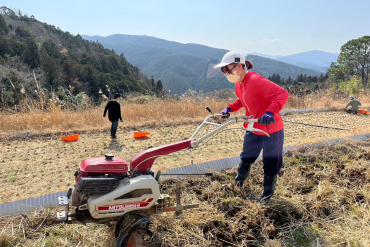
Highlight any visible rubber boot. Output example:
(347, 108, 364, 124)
(112, 128, 118, 139)
(110, 127, 115, 139)
(234, 160, 252, 187)
(258, 174, 277, 203)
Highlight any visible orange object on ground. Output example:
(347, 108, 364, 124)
(60, 134, 79, 142)
(358, 110, 370, 114)
(134, 132, 150, 138)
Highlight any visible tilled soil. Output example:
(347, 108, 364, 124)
(149, 139, 370, 246)
(0, 139, 370, 246)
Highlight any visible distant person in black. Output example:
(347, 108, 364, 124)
(103, 94, 123, 139)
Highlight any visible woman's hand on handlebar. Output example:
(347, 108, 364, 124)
(221, 106, 231, 118)
(258, 112, 275, 125)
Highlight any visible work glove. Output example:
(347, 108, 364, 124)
(258, 111, 275, 125)
(120, 119, 123, 123)
(221, 106, 231, 118)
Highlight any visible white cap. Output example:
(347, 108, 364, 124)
(213, 51, 245, 69)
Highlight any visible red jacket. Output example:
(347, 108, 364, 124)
(228, 72, 289, 135)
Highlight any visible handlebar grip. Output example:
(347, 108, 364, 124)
(257, 118, 275, 124)
(221, 113, 230, 119)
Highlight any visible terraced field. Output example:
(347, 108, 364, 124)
(0, 111, 369, 203)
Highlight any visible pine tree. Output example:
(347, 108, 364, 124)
(328, 35, 370, 85)
(21, 38, 40, 68)
(42, 40, 61, 59)
(286, 76, 293, 85)
(0, 14, 9, 35)
(155, 80, 164, 97)
(9, 38, 27, 56)
(303, 74, 308, 83)
(41, 55, 61, 89)
(297, 74, 304, 83)
(0, 35, 9, 57)
(275, 74, 281, 84)
(271, 73, 277, 83)
(150, 76, 155, 91)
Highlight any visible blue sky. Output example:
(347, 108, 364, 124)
(2, 0, 369, 56)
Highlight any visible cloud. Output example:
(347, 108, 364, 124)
(261, 38, 281, 44)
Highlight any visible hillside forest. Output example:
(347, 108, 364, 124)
(0, 9, 164, 110)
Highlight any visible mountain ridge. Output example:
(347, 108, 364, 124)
(82, 34, 322, 94)
(248, 50, 339, 72)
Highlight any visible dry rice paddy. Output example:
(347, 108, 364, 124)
(1, 139, 370, 246)
(0, 111, 369, 204)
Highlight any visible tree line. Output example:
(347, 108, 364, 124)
(267, 73, 328, 85)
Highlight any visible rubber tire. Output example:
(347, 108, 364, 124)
(115, 212, 147, 238)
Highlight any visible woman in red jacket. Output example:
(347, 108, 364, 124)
(214, 51, 289, 203)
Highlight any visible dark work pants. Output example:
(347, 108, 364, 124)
(240, 129, 284, 177)
(110, 121, 119, 138)
(346, 110, 357, 114)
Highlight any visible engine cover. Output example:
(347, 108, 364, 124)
(76, 154, 129, 182)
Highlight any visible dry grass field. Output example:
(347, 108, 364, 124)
(1, 92, 369, 136)
(1, 93, 370, 246)
(1, 139, 369, 246)
(1, 110, 370, 204)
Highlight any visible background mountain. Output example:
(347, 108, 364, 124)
(245, 54, 322, 79)
(247, 50, 339, 73)
(276, 50, 339, 72)
(247, 52, 281, 60)
(83, 34, 322, 94)
(83, 34, 228, 61)
(0, 10, 157, 109)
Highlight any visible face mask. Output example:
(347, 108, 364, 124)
(226, 70, 240, 83)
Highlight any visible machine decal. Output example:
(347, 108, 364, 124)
(98, 198, 154, 211)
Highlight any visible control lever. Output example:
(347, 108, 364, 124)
(206, 107, 213, 114)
